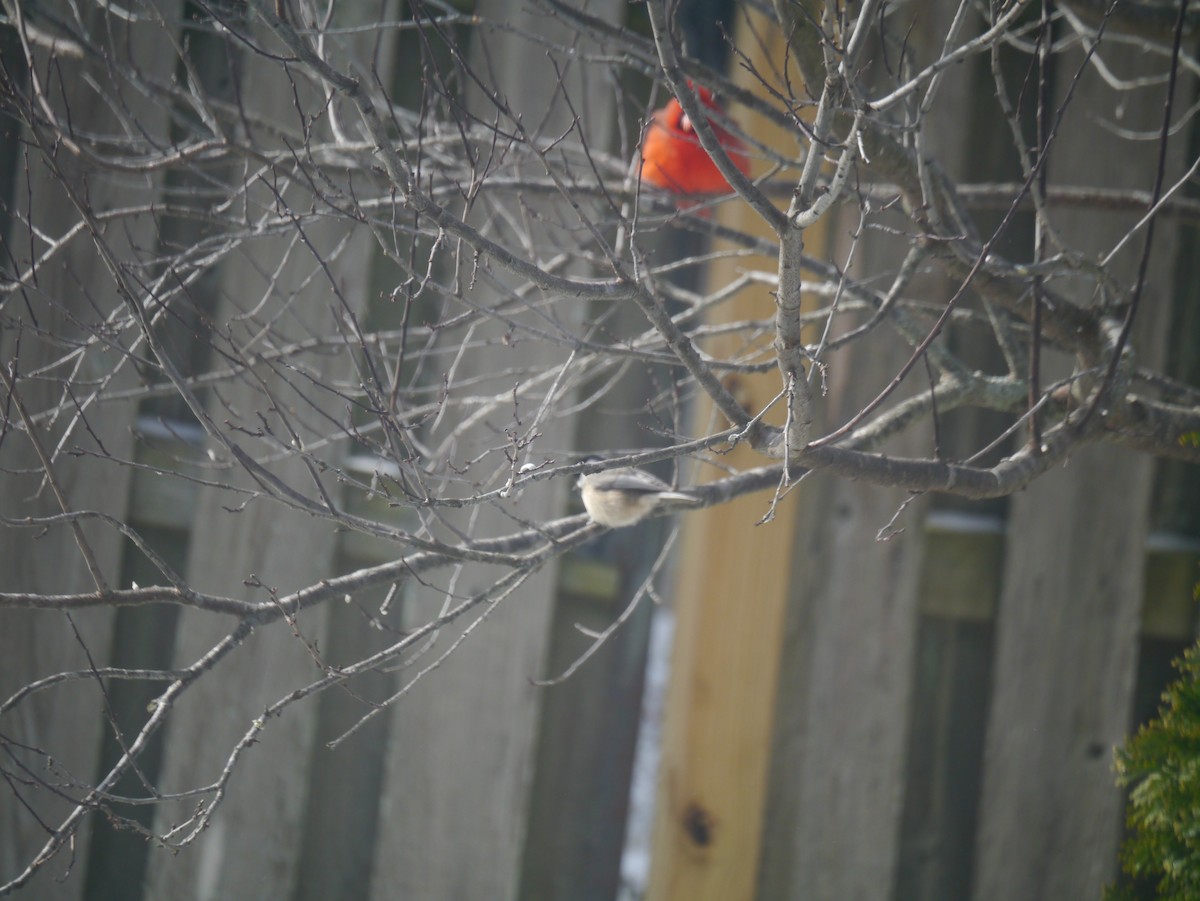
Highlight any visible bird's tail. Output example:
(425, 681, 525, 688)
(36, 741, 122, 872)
(660, 491, 703, 506)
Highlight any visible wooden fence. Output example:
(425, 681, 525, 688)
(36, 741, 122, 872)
(2, 2, 1198, 900)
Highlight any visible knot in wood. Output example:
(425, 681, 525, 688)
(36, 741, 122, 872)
(682, 800, 715, 848)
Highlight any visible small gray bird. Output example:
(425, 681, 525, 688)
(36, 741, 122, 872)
(577, 465, 702, 528)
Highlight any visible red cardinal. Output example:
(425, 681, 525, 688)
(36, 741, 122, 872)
(639, 85, 751, 199)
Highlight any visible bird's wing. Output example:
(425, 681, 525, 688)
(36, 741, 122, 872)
(601, 471, 674, 493)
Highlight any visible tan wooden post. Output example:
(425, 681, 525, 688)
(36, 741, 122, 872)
(647, 11, 820, 899)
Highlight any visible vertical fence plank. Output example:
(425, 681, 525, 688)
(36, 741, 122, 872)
(971, 450, 1155, 898)
(647, 453, 799, 901)
(366, 2, 621, 898)
(646, 12, 809, 898)
(0, 6, 178, 896)
(970, 38, 1187, 899)
(756, 370, 930, 900)
(141, 12, 384, 898)
(758, 0, 1041, 892)
(751, 8, 985, 888)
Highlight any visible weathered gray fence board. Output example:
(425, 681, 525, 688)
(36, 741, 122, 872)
(759, 383, 929, 901)
(366, 2, 621, 898)
(971, 37, 1185, 900)
(0, 6, 178, 896)
(142, 14, 383, 898)
(755, 2, 988, 892)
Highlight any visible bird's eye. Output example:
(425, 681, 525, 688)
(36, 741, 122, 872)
(679, 113, 693, 134)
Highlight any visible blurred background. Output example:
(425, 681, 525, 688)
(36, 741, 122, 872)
(2, 1, 1199, 899)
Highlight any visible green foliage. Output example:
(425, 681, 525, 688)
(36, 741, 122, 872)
(1110, 641, 1200, 899)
